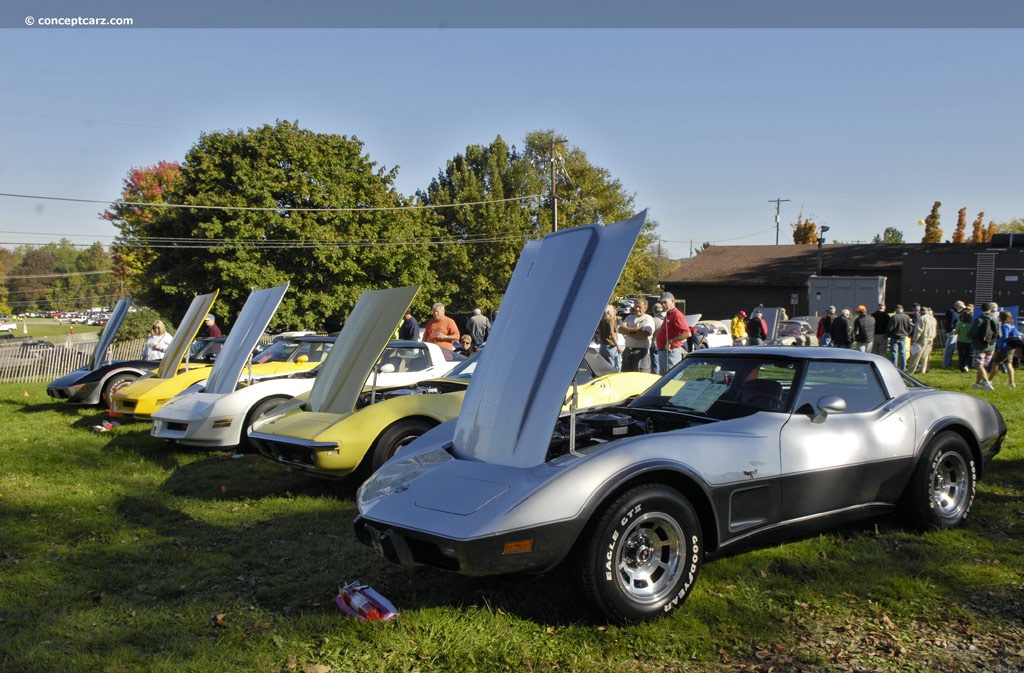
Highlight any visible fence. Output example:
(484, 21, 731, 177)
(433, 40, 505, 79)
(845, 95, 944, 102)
(0, 335, 146, 384)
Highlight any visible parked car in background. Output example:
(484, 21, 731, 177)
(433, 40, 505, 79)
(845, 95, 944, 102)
(354, 214, 1006, 623)
(0, 320, 16, 332)
(47, 299, 160, 407)
(773, 318, 819, 347)
(691, 320, 733, 349)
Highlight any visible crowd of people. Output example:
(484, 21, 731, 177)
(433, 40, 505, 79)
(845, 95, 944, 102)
(815, 300, 1021, 391)
(414, 297, 1022, 394)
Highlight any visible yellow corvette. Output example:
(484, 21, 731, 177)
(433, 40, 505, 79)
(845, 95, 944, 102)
(249, 350, 657, 480)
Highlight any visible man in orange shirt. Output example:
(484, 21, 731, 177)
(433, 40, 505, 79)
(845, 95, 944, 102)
(422, 302, 460, 351)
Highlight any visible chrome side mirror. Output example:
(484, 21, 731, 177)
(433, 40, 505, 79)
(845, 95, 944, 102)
(812, 395, 847, 424)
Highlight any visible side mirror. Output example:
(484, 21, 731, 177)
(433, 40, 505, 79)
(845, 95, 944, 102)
(296, 354, 309, 364)
(378, 363, 396, 374)
(812, 395, 847, 424)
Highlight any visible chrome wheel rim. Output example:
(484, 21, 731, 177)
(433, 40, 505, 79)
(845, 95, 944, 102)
(930, 450, 969, 518)
(613, 512, 684, 605)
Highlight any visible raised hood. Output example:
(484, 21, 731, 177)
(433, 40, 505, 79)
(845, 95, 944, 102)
(202, 283, 289, 395)
(305, 285, 419, 415)
(90, 298, 133, 371)
(155, 291, 219, 379)
(453, 212, 646, 468)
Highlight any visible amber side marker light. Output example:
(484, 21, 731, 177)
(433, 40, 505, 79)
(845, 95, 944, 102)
(503, 539, 534, 554)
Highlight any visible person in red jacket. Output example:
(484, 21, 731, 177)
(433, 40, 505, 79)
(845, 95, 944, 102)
(654, 292, 691, 373)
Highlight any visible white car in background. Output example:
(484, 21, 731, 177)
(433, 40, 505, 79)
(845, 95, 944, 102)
(152, 287, 462, 451)
(692, 319, 733, 349)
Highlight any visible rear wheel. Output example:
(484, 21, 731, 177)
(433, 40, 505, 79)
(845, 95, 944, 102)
(578, 484, 702, 622)
(100, 373, 136, 408)
(903, 432, 976, 529)
(240, 397, 288, 451)
(370, 419, 435, 472)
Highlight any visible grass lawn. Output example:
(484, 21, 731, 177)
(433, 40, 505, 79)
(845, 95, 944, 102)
(1, 361, 1022, 673)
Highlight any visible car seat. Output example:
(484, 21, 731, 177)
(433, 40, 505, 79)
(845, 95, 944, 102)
(737, 378, 784, 412)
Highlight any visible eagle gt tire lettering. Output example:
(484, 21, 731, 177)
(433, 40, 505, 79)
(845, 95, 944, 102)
(578, 484, 702, 622)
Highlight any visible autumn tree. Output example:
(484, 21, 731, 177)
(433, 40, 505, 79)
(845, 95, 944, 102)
(986, 221, 998, 241)
(952, 207, 967, 243)
(920, 201, 943, 243)
(119, 121, 438, 330)
(102, 161, 182, 296)
(971, 212, 986, 242)
(872, 227, 905, 244)
(791, 214, 818, 244)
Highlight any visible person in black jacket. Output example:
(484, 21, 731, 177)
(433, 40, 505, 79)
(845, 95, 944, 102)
(942, 300, 966, 368)
(830, 308, 853, 348)
(871, 304, 890, 355)
(853, 305, 875, 352)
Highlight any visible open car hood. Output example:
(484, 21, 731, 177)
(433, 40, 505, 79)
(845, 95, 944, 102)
(305, 285, 419, 415)
(90, 298, 133, 371)
(155, 291, 219, 379)
(452, 212, 646, 468)
(202, 283, 289, 395)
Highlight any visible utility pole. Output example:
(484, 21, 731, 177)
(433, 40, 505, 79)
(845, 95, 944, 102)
(551, 139, 558, 232)
(769, 197, 790, 245)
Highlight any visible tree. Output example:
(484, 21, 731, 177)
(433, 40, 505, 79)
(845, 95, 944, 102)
(421, 130, 659, 308)
(418, 135, 538, 314)
(952, 207, 967, 243)
(791, 214, 818, 244)
(0, 247, 16, 314)
(102, 161, 183, 297)
(986, 221, 998, 241)
(971, 212, 987, 242)
(872, 227, 905, 244)
(991, 219, 1024, 234)
(919, 202, 942, 243)
(520, 130, 656, 299)
(115, 121, 438, 331)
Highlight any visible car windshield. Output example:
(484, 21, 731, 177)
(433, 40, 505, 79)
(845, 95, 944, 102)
(441, 351, 478, 380)
(252, 338, 333, 364)
(630, 354, 802, 418)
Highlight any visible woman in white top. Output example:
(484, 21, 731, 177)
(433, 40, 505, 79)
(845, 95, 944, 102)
(143, 320, 173, 361)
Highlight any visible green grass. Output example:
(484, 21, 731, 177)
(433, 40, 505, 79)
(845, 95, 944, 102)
(8, 319, 103, 341)
(2, 359, 1023, 673)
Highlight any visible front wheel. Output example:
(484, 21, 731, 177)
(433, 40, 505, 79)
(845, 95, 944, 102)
(240, 397, 289, 451)
(100, 373, 136, 408)
(577, 484, 702, 622)
(370, 419, 435, 472)
(903, 432, 976, 530)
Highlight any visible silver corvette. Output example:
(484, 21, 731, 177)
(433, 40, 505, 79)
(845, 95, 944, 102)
(354, 214, 1006, 622)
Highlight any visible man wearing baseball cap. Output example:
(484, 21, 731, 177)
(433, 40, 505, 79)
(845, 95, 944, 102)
(730, 309, 748, 346)
(654, 292, 691, 374)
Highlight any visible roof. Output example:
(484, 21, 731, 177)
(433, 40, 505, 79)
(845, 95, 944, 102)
(662, 243, 939, 286)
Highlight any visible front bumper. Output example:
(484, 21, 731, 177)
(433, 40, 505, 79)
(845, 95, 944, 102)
(353, 514, 577, 576)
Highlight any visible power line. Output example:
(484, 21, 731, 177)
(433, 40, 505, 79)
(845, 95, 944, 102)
(0, 191, 544, 213)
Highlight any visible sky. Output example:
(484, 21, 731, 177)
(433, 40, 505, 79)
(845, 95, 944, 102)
(1, 11, 1022, 260)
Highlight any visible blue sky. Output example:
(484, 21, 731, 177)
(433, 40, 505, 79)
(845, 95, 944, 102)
(1, 28, 1021, 259)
